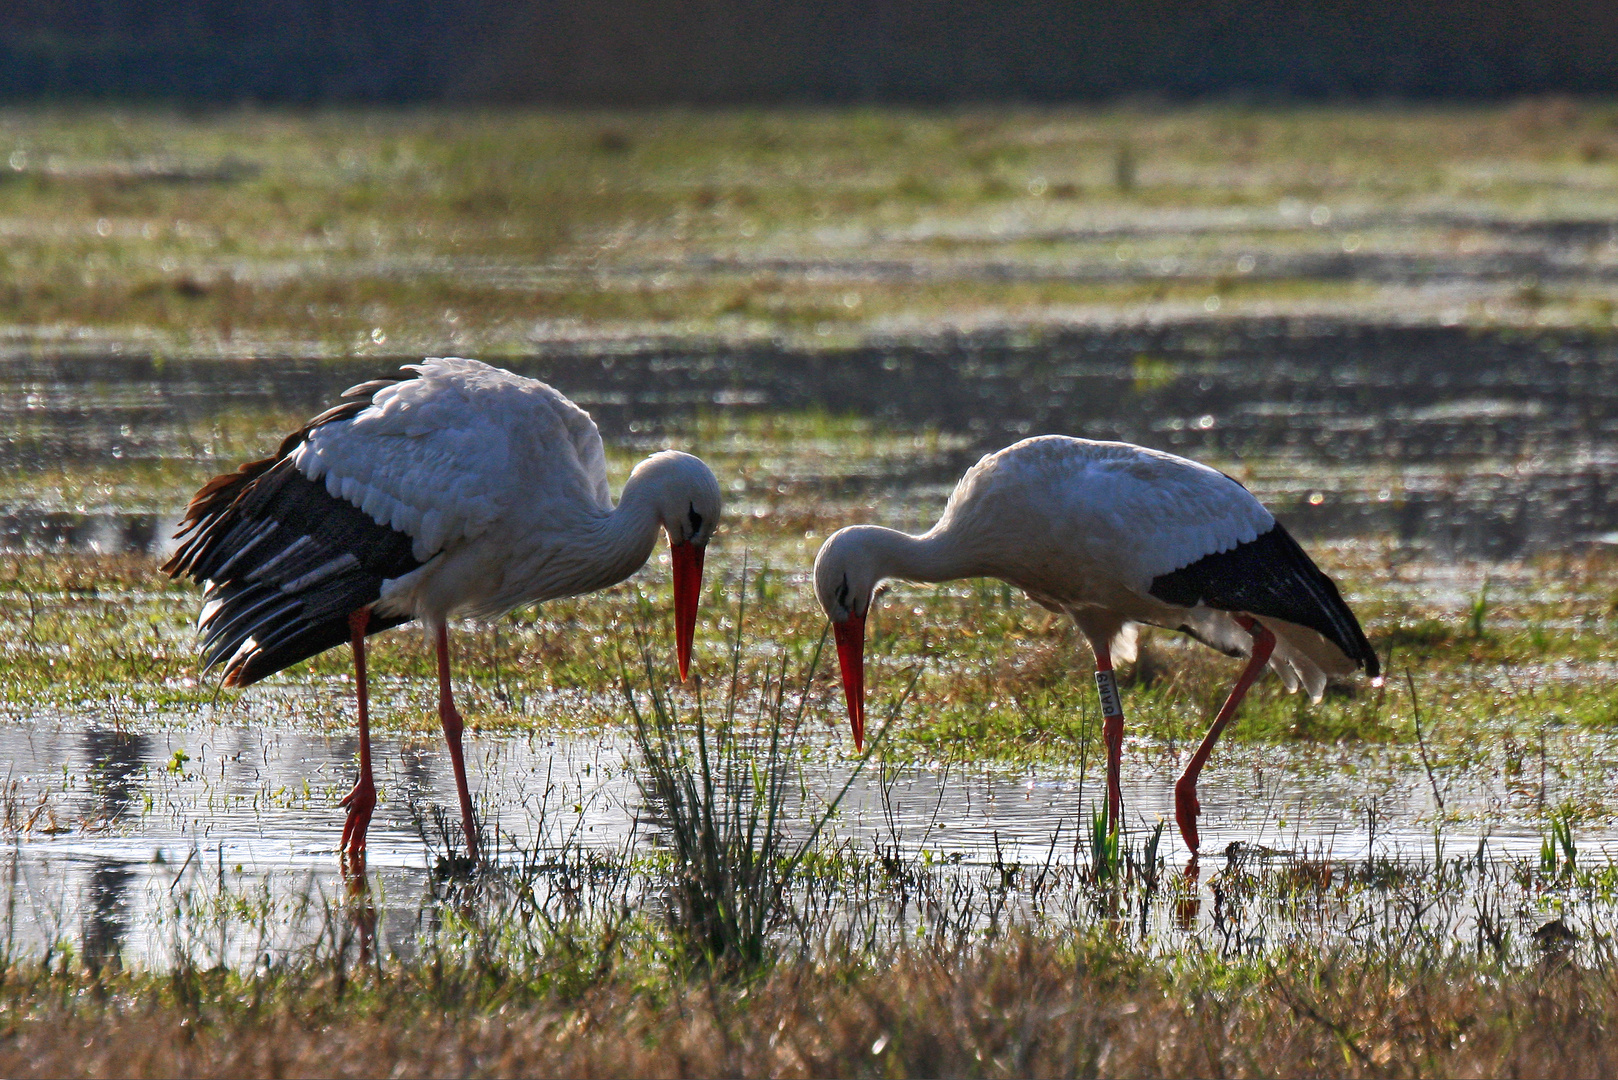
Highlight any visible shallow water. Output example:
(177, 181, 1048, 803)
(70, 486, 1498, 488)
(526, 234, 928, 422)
(7, 323, 1618, 962)
(6, 319, 1618, 558)
(1, 713, 1607, 968)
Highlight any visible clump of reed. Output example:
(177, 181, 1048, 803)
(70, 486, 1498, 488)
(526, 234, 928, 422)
(620, 570, 884, 972)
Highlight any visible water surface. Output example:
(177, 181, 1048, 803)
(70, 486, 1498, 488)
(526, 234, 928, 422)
(6, 319, 1618, 558)
(3, 713, 1607, 968)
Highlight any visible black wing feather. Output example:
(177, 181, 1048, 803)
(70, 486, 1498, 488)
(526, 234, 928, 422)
(1148, 522, 1379, 678)
(164, 369, 424, 687)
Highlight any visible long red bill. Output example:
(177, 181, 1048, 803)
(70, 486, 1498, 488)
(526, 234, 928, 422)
(670, 541, 704, 682)
(832, 614, 867, 751)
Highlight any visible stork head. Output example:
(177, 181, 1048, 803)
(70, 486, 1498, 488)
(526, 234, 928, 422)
(633, 450, 722, 682)
(813, 526, 889, 752)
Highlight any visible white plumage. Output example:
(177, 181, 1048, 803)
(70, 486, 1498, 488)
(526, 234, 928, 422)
(294, 357, 609, 563)
(813, 434, 1378, 855)
(167, 357, 723, 863)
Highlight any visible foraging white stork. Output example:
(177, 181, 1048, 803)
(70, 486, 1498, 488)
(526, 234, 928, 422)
(813, 435, 1379, 854)
(165, 357, 723, 863)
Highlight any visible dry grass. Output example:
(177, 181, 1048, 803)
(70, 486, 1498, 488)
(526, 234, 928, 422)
(1, 934, 1614, 1078)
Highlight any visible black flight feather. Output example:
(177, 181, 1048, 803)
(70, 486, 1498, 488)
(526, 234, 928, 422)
(1148, 521, 1379, 677)
(165, 369, 424, 686)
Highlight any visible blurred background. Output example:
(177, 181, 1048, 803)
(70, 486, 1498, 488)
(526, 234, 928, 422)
(2, 3, 1618, 565)
(4, 1, 1618, 102)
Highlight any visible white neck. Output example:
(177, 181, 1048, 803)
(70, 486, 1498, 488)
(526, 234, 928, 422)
(575, 469, 668, 595)
(849, 523, 978, 586)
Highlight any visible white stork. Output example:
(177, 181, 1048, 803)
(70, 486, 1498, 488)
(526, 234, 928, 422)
(812, 435, 1379, 854)
(165, 357, 723, 863)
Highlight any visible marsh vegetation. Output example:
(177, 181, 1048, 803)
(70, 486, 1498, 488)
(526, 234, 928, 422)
(6, 104, 1618, 1075)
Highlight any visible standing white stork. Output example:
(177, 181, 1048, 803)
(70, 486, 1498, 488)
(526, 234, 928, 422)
(164, 357, 723, 863)
(812, 435, 1378, 854)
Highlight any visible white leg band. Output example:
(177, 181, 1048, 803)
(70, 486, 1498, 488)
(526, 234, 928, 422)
(1094, 668, 1124, 721)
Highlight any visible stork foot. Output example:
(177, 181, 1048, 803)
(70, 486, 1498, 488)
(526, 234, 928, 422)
(1173, 776, 1201, 855)
(339, 774, 377, 854)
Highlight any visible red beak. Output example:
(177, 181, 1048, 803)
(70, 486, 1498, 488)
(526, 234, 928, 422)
(832, 614, 867, 751)
(670, 541, 704, 682)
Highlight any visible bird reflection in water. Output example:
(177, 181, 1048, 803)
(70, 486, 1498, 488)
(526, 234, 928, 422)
(83, 727, 147, 826)
(341, 851, 378, 966)
(79, 728, 149, 970)
(81, 859, 134, 974)
(1176, 859, 1202, 931)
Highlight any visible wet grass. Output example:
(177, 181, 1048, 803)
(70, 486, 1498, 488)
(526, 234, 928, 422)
(0, 102, 1617, 356)
(8, 534, 1618, 833)
(0, 405, 311, 511)
(622, 584, 843, 972)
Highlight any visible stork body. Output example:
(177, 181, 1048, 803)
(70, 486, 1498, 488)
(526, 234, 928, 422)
(813, 435, 1378, 854)
(166, 357, 722, 862)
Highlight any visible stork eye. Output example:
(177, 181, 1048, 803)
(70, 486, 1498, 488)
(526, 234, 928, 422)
(687, 507, 703, 534)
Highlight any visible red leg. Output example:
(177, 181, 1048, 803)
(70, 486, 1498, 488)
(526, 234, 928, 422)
(1174, 617, 1277, 855)
(1091, 641, 1126, 832)
(338, 607, 377, 854)
(436, 623, 480, 864)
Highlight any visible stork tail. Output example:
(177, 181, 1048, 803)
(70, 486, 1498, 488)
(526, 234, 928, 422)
(165, 371, 427, 686)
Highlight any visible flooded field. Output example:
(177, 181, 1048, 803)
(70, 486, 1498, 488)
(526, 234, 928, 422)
(4, 710, 1615, 972)
(6, 316, 1618, 972)
(5, 110, 1618, 1054)
(8, 317, 1618, 559)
